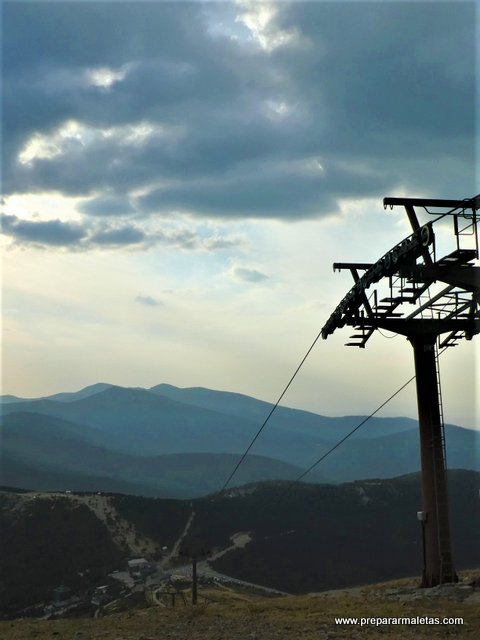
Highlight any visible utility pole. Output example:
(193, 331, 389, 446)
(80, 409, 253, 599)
(322, 195, 480, 586)
(180, 540, 209, 605)
(191, 554, 197, 605)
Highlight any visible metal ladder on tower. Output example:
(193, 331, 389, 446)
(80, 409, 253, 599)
(432, 342, 454, 583)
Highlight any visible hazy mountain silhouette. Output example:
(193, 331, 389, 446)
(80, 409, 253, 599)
(1, 383, 478, 494)
(41, 382, 115, 403)
(1, 412, 327, 497)
(149, 383, 419, 440)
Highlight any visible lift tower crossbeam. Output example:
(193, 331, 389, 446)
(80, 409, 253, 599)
(321, 195, 480, 587)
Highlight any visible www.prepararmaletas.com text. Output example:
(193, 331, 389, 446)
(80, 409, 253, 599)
(335, 616, 464, 626)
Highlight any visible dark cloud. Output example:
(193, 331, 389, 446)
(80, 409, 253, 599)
(90, 225, 145, 246)
(139, 159, 399, 219)
(2, 2, 475, 225)
(0, 213, 147, 249)
(79, 196, 138, 218)
(1, 213, 86, 246)
(0, 212, 241, 253)
(275, 2, 475, 142)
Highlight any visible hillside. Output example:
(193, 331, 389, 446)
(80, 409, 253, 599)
(0, 492, 124, 615)
(119, 470, 480, 594)
(1, 470, 478, 618)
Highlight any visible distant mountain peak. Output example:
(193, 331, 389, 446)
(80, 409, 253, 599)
(78, 382, 114, 393)
(150, 383, 179, 391)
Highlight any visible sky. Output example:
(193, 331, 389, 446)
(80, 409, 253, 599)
(1, 0, 479, 429)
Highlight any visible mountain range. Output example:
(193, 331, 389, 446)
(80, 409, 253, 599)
(1, 382, 478, 497)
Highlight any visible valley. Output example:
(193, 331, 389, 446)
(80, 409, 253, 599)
(1, 470, 478, 619)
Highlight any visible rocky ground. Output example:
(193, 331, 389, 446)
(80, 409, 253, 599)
(1, 572, 479, 639)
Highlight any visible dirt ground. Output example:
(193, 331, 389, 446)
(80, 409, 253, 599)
(1, 573, 479, 640)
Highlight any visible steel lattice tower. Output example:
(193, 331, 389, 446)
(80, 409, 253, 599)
(321, 195, 480, 587)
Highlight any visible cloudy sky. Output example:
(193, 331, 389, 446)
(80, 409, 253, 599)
(2, 1, 478, 429)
